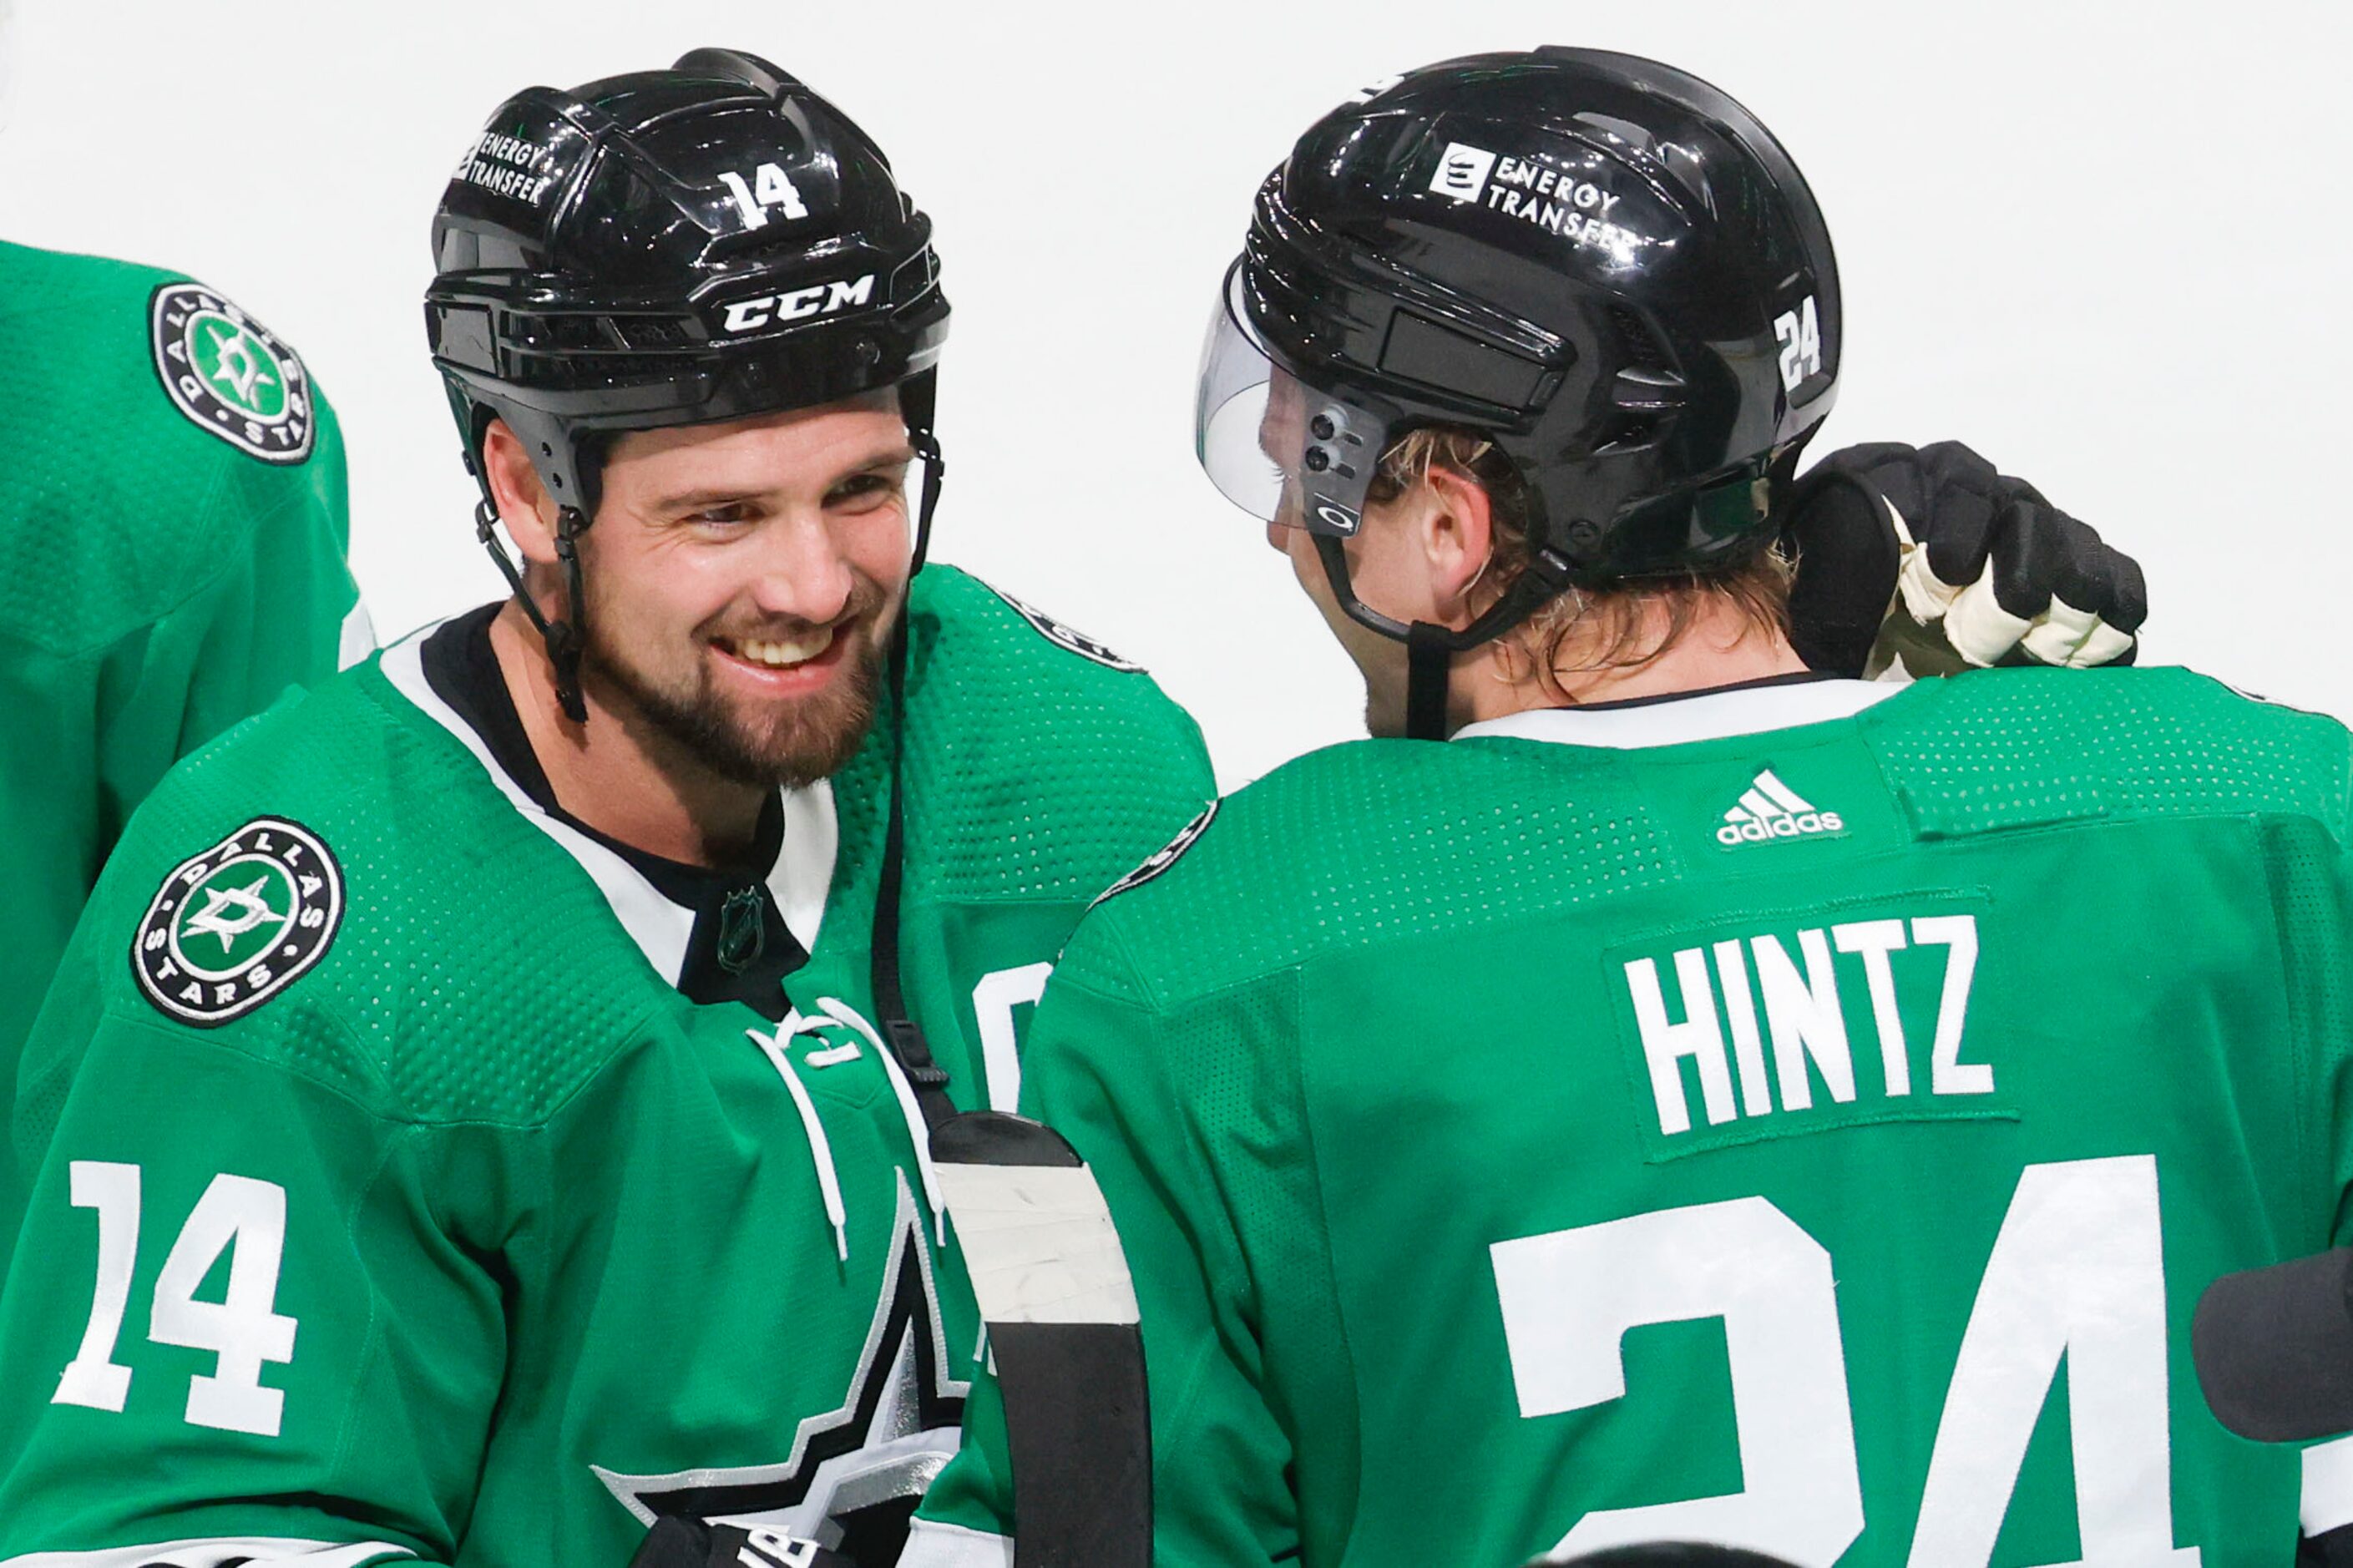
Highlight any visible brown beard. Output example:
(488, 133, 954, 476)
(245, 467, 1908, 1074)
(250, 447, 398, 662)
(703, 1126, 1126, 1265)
(582, 579, 897, 792)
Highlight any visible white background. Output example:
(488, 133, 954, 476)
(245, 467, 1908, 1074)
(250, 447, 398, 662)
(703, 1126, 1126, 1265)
(3, 2, 2346, 790)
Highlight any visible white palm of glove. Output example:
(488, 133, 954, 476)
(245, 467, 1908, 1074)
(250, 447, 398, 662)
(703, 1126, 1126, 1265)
(1880, 497, 2140, 675)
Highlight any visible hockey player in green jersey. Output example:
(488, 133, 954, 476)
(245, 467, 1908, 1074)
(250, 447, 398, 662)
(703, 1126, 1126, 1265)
(0, 241, 367, 1241)
(0, 51, 1213, 1568)
(908, 48, 2336, 1567)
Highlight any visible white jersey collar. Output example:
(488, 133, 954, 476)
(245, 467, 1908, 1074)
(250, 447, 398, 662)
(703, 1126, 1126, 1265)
(1452, 677, 1901, 751)
(377, 620, 837, 985)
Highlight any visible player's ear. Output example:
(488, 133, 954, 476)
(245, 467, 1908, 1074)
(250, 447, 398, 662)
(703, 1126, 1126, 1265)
(481, 418, 562, 566)
(1419, 463, 1496, 630)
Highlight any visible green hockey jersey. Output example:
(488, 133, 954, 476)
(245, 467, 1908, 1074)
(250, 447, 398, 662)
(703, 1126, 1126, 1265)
(911, 669, 2353, 1568)
(0, 240, 366, 1242)
(0, 564, 1212, 1566)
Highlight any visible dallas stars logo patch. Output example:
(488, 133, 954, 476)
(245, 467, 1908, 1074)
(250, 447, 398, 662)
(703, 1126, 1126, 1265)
(1091, 799, 1217, 907)
(149, 281, 316, 464)
(131, 817, 343, 1026)
(985, 584, 1143, 672)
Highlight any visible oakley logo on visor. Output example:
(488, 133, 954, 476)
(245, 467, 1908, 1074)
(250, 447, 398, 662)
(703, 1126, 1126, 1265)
(1313, 500, 1361, 534)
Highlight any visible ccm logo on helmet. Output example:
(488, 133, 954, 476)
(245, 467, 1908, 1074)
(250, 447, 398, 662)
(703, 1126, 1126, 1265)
(718, 274, 876, 334)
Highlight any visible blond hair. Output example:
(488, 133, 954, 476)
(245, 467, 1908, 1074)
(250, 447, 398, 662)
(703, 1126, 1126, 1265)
(1366, 427, 1792, 697)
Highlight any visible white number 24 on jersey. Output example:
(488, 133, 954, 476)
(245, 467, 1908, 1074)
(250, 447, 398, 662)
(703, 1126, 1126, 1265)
(1491, 1155, 2201, 1565)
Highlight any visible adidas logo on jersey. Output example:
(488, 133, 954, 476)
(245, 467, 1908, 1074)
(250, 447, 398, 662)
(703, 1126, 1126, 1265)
(1716, 769, 1843, 847)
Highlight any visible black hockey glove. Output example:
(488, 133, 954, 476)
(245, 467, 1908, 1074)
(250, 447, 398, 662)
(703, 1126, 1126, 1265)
(1780, 440, 2147, 680)
(626, 1517, 851, 1568)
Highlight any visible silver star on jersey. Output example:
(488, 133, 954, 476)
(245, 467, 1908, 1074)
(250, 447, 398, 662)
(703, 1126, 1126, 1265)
(181, 878, 284, 951)
(206, 324, 278, 407)
(592, 1174, 971, 1546)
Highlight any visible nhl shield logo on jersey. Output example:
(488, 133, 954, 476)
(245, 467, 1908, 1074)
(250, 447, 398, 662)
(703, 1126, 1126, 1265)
(149, 282, 316, 464)
(131, 817, 343, 1026)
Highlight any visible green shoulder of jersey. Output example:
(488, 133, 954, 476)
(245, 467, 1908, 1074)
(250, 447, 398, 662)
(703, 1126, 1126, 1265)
(0, 564, 1210, 1565)
(887, 563, 1215, 910)
(0, 241, 365, 1248)
(1064, 665, 2353, 1006)
(918, 665, 2353, 1568)
(0, 240, 352, 657)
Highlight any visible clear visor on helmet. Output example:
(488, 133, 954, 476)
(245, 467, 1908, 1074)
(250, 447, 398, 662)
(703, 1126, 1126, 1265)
(1194, 260, 1389, 537)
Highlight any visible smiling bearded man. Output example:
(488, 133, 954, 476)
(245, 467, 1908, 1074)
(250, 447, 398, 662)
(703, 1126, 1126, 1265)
(0, 48, 1214, 1568)
(563, 392, 906, 796)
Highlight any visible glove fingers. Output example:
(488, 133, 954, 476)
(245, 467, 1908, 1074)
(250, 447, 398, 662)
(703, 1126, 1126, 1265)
(2020, 607, 2136, 668)
(1991, 504, 2146, 667)
(2032, 514, 2113, 621)
(1990, 471, 2051, 510)
(2067, 620, 2138, 667)
(1986, 495, 2067, 620)
(1823, 442, 1936, 523)
(1942, 561, 2035, 666)
(2042, 521, 2147, 660)
(2094, 542, 2148, 633)
(2019, 600, 2100, 665)
(1798, 436, 2146, 674)
(1919, 479, 2002, 591)
(1916, 440, 2002, 498)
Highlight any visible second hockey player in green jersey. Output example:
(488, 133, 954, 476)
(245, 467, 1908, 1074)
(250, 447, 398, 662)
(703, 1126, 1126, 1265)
(916, 666, 2353, 1565)
(0, 241, 367, 1237)
(0, 560, 1208, 1565)
(908, 45, 2299, 1568)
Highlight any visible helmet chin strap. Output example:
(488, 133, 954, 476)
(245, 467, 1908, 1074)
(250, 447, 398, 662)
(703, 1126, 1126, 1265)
(902, 368, 945, 575)
(1311, 531, 1577, 744)
(1404, 624, 1454, 742)
(473, 498, 594, 725)
(869, 411, 958, 1130)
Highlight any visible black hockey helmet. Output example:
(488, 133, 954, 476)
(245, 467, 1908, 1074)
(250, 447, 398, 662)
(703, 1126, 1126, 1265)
(1197, 48, 1839, 736)
(425, 48, 949, 718)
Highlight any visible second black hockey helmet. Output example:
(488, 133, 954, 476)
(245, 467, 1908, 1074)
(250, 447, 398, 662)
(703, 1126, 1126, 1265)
(1197, 48, 1839, 650)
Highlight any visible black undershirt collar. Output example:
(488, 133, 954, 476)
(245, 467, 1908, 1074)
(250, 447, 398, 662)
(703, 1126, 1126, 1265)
(419, 603, 807, 1018)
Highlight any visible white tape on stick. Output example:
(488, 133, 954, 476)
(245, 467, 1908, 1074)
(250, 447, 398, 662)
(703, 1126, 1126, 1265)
(935, 1162, 1141, 1327)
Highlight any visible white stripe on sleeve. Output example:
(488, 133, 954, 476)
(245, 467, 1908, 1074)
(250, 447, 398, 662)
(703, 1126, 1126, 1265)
(3, 1537, 417, 1568)
(337, 598, 377, 670)
(2305, 1431, 2353, 1534)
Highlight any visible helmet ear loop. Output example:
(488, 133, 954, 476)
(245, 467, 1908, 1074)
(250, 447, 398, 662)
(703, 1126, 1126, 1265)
(908, 427, 944, 577)
(546, 508, 592, 724)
